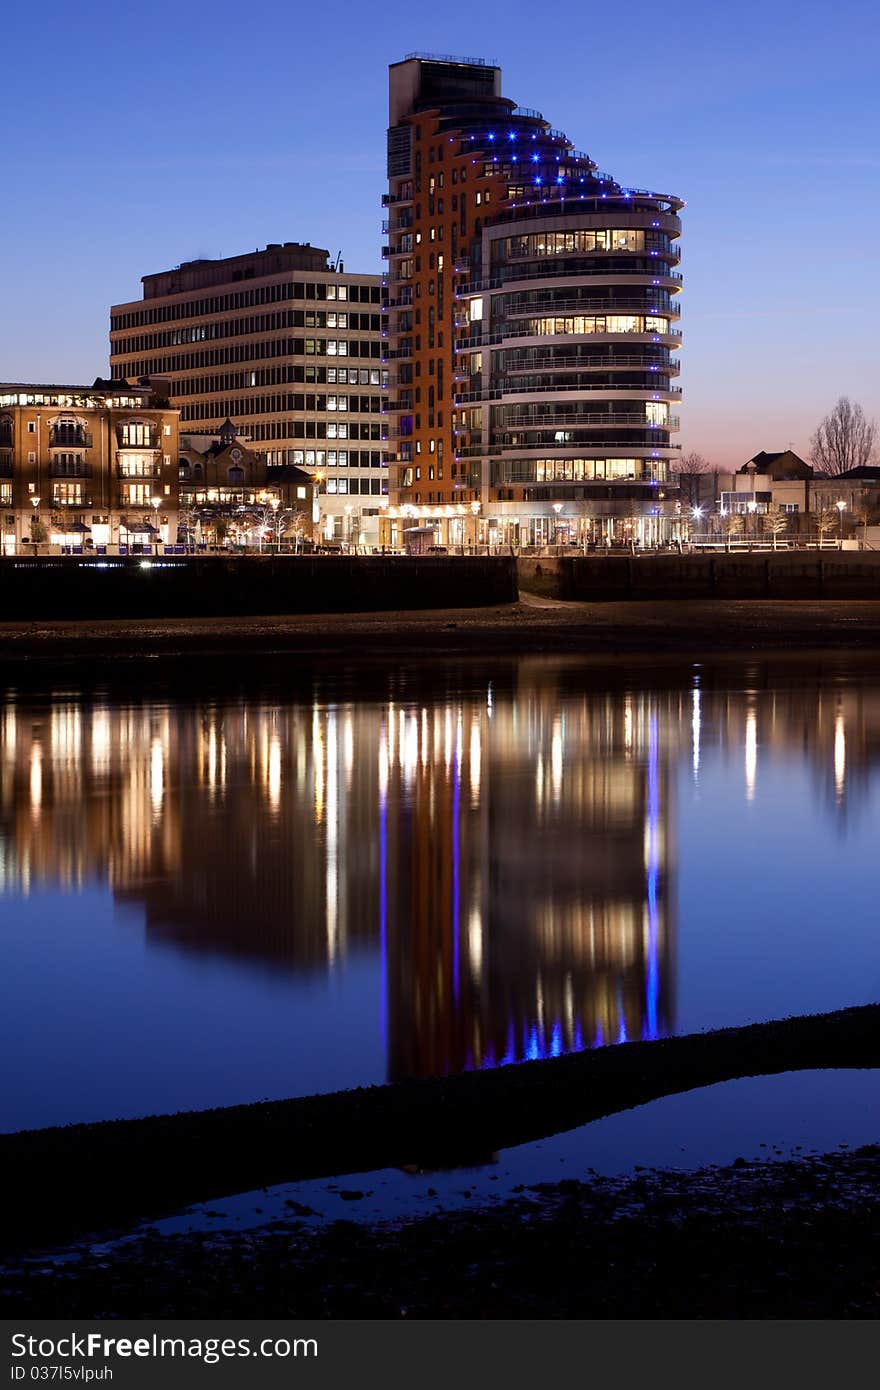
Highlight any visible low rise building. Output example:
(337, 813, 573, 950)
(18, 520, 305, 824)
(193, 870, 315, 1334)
(720, 450, 812, 517)
(0, 379, 179, 554)
(179, 419, 315, 547)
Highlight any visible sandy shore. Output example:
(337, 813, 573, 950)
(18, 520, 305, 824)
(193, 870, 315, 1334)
(2, 596, 880, 670)
(3, 1002, 878, 1254)
(3, 1144, 878, 1318)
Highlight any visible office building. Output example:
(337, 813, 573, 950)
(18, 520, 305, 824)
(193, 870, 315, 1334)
(109, 244, 389, 546)
(382, 54, 683, 549)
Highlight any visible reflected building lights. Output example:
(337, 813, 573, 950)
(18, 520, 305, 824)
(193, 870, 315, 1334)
(469, 717, 481, 808)
(29, 742, 42, 817)
(150, 736, 164, 817)
(834, 712, 846, 802)
(267, 734, 281, 813)
(691, 685, 701, 779)
(19, 665, 880, 1090)
(745, 706, 757, 802)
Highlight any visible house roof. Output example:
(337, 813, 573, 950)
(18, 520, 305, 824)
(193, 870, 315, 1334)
(833, 466, 880, 482)
(739, 449, 812, 479)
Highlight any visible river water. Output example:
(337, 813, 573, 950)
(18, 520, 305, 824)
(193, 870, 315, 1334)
(1, 655, 878, 1134)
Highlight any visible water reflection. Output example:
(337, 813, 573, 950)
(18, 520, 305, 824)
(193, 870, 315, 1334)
(2, 658, 880, 1125)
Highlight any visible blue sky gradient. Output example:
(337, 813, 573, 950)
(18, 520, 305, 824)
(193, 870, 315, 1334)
(1, 0, 877, 466)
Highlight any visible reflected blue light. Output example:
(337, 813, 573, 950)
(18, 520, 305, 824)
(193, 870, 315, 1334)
(526, 1025, 541, 1061)
(550, 1021, 563, 1056)
(645, 714, 660, 1040)
(380, 767, 388, 1052)
(452, 725, 461, 1002)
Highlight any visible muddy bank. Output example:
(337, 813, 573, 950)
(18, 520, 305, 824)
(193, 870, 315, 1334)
(2, 599, 880, 673)
(2, 1001, 879, 1252)
(3, 1145, 878, 1317)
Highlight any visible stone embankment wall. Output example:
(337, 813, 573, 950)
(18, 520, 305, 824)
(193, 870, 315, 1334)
(518, 554, 880, 601)
(0, 555, 518, 621)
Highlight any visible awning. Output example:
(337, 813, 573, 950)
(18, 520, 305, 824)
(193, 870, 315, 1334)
(121, 520, 159, 535)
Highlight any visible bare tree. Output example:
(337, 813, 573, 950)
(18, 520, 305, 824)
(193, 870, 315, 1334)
(671, 450, 712, 507)
(673, 450, 712, 475)
(810, 397, 876, 476)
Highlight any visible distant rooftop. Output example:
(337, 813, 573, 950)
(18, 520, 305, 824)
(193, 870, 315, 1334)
(141, 243, 333, 300)
(398, 52, 498, 68)
(0, 377, 149, 397)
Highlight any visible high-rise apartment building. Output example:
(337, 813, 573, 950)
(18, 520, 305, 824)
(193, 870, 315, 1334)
(109, 244, 389, 545)
(382, 55, 683, 549)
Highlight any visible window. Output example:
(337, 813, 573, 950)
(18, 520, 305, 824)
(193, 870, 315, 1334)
(122, 483, 154, 506)
(52, 481, 85, 506)
(118, 420, 157, 448)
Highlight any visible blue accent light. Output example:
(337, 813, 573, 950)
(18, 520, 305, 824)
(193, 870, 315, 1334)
(550, 1021, 563, 1057)
(526, 1025, 541, 1062)
(573, 1020, 585, 1052)
(488, 132, 495, 141)
(556, 175, 564, 184)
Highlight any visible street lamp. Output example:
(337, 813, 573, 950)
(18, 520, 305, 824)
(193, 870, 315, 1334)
(150, 496, 161, 555)
(30, 495, 41, 553)
(552, 501, 563, 550)
(469, 499, 481, 552)
(270, 495, 280, 553)
(836, 499, 846, 548)
(747, 498, 757, 547)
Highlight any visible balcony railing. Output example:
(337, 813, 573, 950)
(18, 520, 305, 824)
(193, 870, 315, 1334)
(117, 459, 161, 478)
(455, 382, 682, 402)
(50, 432, 93, 450)
(499, 298, 681, 318)
(497, 326, 683, 344)
(495, 412, 681, 429)
(455, 440, 681, 458)
(460, 264, 682, 293)
(500, 354, 681, 374)
(50, 462, 93, 477)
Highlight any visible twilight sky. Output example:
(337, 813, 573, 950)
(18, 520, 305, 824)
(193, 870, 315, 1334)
(1, 0, 876, 467)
